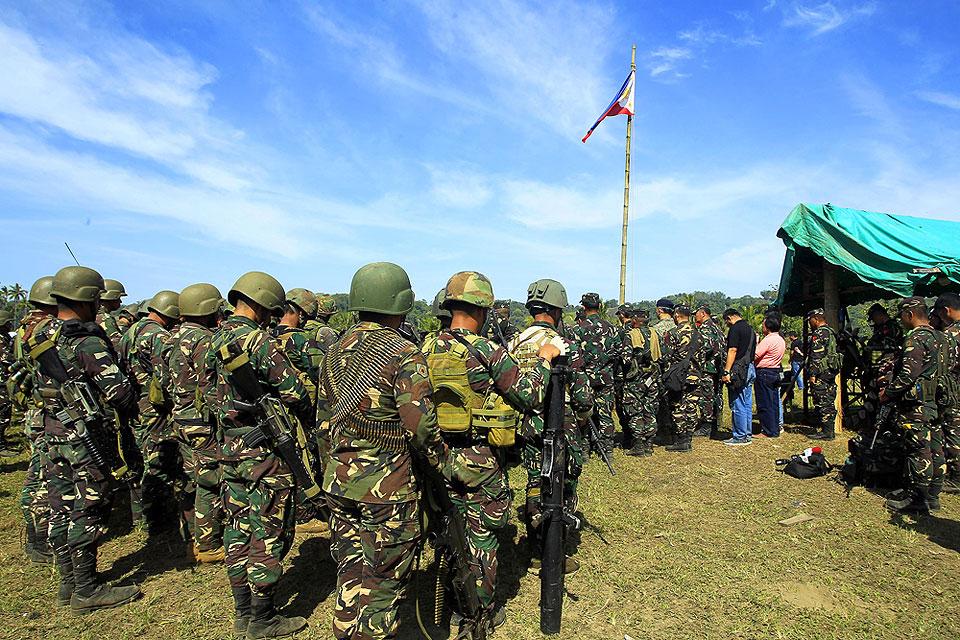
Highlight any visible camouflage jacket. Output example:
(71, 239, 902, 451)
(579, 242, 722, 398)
(569, 313, 619, 389)
(651, 316, 676, 340)
(117, 317, 171, 428)
(274, 325, 320, 400)
(206, 315, 312, 462)
(305, 318, 340, 354)
(662, 320, 708, 388)
(867, 318, 904, 354)
(484, 315, 518, 346)
(11, 309, 54, 416)
(34, 319, 137, 440)
(886, 324, 940, 422)
(0, 329, 14, 403)
(943, 323, 960, 417)
(806, 325, 839, 378)
(421, 327, 550, 487)
(618, 323, 660, 405)
(97, 307, 124, 353)
(317, 321, 447, 504)
(166, 321, 215, 440)
(508, 321, 593, 439)
(697, 317, 727, 375)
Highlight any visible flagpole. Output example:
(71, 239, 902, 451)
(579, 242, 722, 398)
(618, 44, 636, 306)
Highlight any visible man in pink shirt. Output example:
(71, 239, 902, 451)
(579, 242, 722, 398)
(754, 316, 786, 437)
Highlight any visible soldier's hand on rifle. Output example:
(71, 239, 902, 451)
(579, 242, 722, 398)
(538, 343, 561, 362)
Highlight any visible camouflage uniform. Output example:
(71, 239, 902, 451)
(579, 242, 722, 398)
(696, 316, 727, 434)
(661, 319, 708, 445)
(569, 312, 619, 454)
(0, 328, 14, 449)
(421, 327, 549, 614)
(508, 323, 592, 546)
(807, 324, 840, 436)
(618, 320, 660, 454)
(885, 324, 946, 500)
(275, 325, 321, 401)
(167, 320, 223, 552)
(118, 317, 177, 527)
(96, 308, 124, 354)
(306, 318, 340, 354)
(942, 322, 960, 488)
(651, 313, 676, 444)
(206, 315, 312, 596)
(317, 321, 447, 640)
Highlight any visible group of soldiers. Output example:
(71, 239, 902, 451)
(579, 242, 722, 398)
(3, 262, 959, 639)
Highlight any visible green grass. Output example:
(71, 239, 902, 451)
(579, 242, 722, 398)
(2, 419, 958, 640)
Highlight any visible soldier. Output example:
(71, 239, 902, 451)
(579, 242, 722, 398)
(651, 298, 676, 339)
(660, 304, 707, 452)
(35, 266, 141, 611)
(619, 306, 661, 456)
(275, 288, 322, 399)
(117, 303, 138, 333)
(119, 290, 181, 531)
(305, 294, 340, 354)
(881, 297, 946, 515)
(97, 279, 127, 352)
(430, 288, 452, 333)
(867, 303, 904, 352)
(316, 262, 448, 640)
(508, 279, 593, 574)
(805, 309, 841, 441)
(422, 271, 558, 631)
(694, 305, 726, 438)
(569, 292, 619, 456)
(0, 308, 16, 455)
(933, 293, 960, 494)
(15, 276, 57, 564)
(207, 271, 314, 639)
(651, 298, 677, 445)
(484, 299, 517, 346)
(166, 283, 225, 563)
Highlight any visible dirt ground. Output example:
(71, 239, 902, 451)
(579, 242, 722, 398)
(2, 421, 958, 640)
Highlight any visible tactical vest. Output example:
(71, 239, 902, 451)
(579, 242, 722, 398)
(511, 324, 570, 407)
(421, 332, 518, 447)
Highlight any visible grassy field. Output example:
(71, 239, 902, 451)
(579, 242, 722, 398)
(2, 418, 959, 640)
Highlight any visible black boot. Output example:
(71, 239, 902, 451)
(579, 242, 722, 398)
(246, 589, 307, 639)
(928, 481, 943, 512)
(644, 440, 654, 457)
(886, 488, 930, 516)
(232, 585, 252, 639)
(24, 519, 54, 565)
(627, 439, 646, 457)
(809, 424, 836, 440)
(70, 545, 142, 613)
(665, 436, 693, 452)
(55, 549, 74, 607)
(943, 475, 960, 494)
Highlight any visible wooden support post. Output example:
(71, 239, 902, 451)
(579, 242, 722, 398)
(823, 259, 843, 433)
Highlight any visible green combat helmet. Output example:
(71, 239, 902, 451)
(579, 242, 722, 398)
(229, 271, 285, 312)
(286, 288, 318, 318)
(180, 283, 223, 318)
(148, 290, 181, 320)
(316, 294, 337, 317)
(50, 266, 105, 303)
(348, 262, 414, 315)
(444, 271, 495, 309)
(432, 288, 451, 320)
(101, 279, 128, 301)
(29, 276, 57, 306)
(526, 278, 568, 310)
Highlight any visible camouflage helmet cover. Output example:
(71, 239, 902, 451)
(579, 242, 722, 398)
(315, 294, 337, 315)
(432, 288, 451, 319)
(286, 288, 318, 317)
(179, 283, 223, 318)
(147, 290, 181, 319)
(229, 271, 286, 313)
(50, 266, 105, 303)
(348, 262, 414, 315)
(29, 276, 57, 306)
(444, 271, 495, 309)
(101, 279, 127, 301)
(526, 278, 568, 310)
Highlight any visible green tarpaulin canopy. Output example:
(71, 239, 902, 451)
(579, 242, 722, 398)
(775, 203, 960, 314)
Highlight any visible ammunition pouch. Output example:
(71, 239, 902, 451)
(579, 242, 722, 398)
(147, 375, 167, 408)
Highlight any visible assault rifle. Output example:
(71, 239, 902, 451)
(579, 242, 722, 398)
(414, 453, 484, 640)
(220, 342, 322, 502)
(587, 411, 616, 476)
(540, 355, 580, 635)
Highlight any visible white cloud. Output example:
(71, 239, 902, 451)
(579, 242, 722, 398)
(841, 72, 906, 139)
(646, 47, 693, 79)
(427, 167, 494, 208)
(502, 179, 622, 229)
(783, 2, 876, 36)
(917, 91, 960, 111)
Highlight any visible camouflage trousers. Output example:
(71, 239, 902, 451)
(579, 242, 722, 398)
(326, 495, 420, 640)
(448, 474, 511, 613)
(620, 388, 658, 449)
(178, 436, 224, 551)
(46, 437, 115, 552)
(809, 376, 838, 432)
(222, 453, 295, 595)
(942, 412, 960, 480)
(132, 424, 184, 527)
(522, 429, 583, 542)
(592, 385, 616, 453)
(899, 417, 946, 494)
(20, 411, 50, 534)
(698, 373, 722, 430)
(669, 387, 703, 439)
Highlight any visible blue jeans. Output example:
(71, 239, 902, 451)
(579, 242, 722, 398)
(729, 363, 755, 440)
(791, 361, 804, 390)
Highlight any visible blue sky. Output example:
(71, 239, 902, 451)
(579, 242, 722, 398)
(1, 0, 958, 303)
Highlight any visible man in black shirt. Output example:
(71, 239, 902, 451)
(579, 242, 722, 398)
(784, 330, 804, 403)
(720, 308, 756, 445)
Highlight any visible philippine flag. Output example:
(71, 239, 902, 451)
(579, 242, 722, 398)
(581, 70, 635, 143)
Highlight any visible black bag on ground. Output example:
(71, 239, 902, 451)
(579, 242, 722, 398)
(780, 452, 831, 479)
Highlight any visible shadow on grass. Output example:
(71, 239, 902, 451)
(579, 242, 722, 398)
(102, 529, 195, 585)
(890, 512, 960, 554)
(277, 534, 337, 618)
(0, 458, 29, 473)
